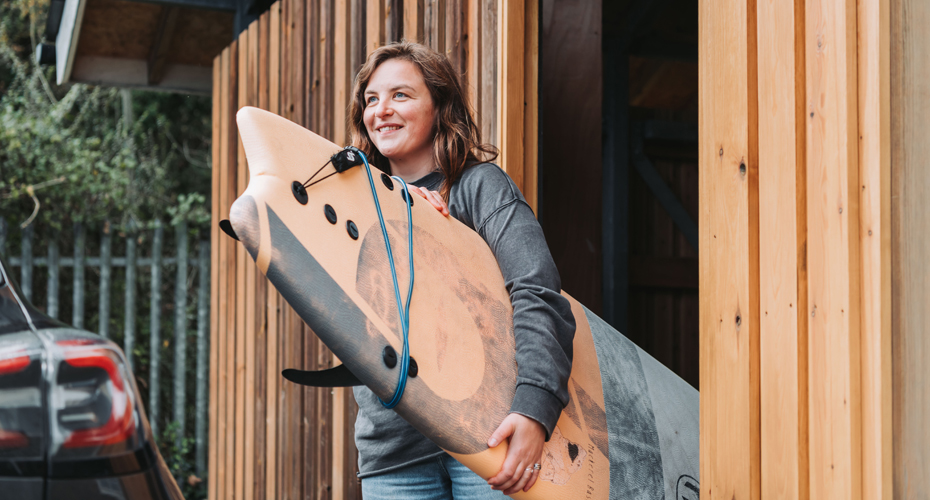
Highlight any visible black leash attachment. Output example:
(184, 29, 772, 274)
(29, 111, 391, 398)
(282, 364, 363, 387)
(292, 147, 367, 205)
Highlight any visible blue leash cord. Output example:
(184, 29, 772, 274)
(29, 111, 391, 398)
(358, 150, 415, 409)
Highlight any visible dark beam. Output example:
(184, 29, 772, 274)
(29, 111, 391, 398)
(148, 6, 180, 85)
(601, 32, 629, 332)
(631, 122, 699, 252)
(642, 120, 698, 143)
(629, 255, 698, 290)
(628, 37, 698, 62)
(126, 0, 236, 12)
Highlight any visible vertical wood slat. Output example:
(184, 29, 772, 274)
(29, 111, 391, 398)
(47, 241, 59, 318)
(208, 54, 221, 500)
(243, 20, 259, 500)
(173, 221, 189, 444)
(99, 223, 112, 338)
(522, 0, 537, 211)
(466, 0, 480, 134)
(235, 28, 249, 500)
(404, 0, 423, 42)
(72, 222, 85, 328)
(480, 0, 497, 147)
(149, 219, 165, 438)
(366, 0, 384, 54)
(698, 0, 760, 499)
(757, 0, 806, 496)
(334, 0, 351, 146)
(497, 0, 523, 189)
(805, 0, 861, 496)
(224, 39, 239, 500)
(0, 217, 6, 256)
(265, 5, 281, 500)
(891, 0, 930, 496)
(857, 0, 892, 498)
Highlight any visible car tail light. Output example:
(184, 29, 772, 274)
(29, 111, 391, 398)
(49, 338, 142, 460)
(0, 339, 45, 461)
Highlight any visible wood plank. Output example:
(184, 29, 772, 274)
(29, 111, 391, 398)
(235, 28, 249, 500)
(891, 0, 930, 496)
(366, 0, 384, 54)
(698, 0, 760, 498)
(494, 0, 525, 187)
(805, 0, 862, 497)
(264, 7, 280, 500)
(857, 0, 892, 498)
(254, 15, 270, 497)
(479, 0, 496, 146)
(403, 0, 423, 42)
(223, 41, 239, 500)
(243, 19, 259, 500)
(334, 0, 351, 146)
(320, 0, 334, 137)
(208, 52, 222, 500)
(756, 0, 804, 496)
(445, 0, 465, 75)
(466, 0, 480, 120)
(522, 0, 537, 212)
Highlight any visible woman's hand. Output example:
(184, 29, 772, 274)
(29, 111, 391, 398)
(486, 413, 546, 494)
(407, 186, 449, 216)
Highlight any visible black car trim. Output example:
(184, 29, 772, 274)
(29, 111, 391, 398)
(47, 441, 157, 479)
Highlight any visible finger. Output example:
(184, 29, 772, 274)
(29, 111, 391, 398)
(504, 467, 534, 495)
(425, 190, 449, 215)
(488, 419, 515, 448)
(487, 457, 518, 487)
(498, 462, 530, 493)
(408, 186, 428, 199)
(524, 469, 539, 492)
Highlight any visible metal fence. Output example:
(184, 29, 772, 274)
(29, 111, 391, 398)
(0, 216, 211, 476)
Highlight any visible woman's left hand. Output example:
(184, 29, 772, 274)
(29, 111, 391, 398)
(407, 186, 449, 216)
(486, 413, 546, 495)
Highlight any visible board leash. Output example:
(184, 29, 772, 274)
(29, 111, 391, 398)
(354, 148, 415, 409)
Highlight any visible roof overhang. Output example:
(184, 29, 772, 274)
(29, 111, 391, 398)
(52, 0, 235, 94)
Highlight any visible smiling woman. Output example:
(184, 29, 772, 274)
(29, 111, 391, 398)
(346, 41, 577, 499)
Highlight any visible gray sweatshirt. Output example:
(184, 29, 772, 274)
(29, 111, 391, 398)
(354, 162, 576, 478)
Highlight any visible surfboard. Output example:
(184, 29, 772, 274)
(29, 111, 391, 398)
(227, 106, 699, 500)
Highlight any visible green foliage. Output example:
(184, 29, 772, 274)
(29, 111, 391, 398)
(0, 0, 212, 232)
(159, 421, 207, 500)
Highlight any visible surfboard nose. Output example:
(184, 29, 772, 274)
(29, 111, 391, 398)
(236, 106, 342, 183)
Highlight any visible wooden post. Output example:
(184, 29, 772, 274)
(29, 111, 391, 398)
(149, 219, 164, 438)
(47, 241, 60, 318)
(698, 1, 759, 499)
(99, 222, 112, 338)
(72, 222, 85, 328)
(0, 217, 6, 256)
(892, 0, 930, 496)
(173, 220, 189, 446)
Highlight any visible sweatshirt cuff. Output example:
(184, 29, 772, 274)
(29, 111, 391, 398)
(509, 383, 564, 441)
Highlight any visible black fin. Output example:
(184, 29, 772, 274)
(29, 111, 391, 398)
(282, 364, 363, 387)
(219, 219, 239, 241)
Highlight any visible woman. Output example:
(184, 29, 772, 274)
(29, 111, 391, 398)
(348, 41, 575, 499)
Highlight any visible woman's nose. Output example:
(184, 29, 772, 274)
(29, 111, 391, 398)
(374, 100, 393, 118)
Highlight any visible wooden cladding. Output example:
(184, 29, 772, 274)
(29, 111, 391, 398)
(699, 0, 891, 499)
(210, 1, 537, 499)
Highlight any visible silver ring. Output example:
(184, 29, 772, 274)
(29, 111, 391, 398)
(524, 467, 534, 472)
(533, 463, 541, 470)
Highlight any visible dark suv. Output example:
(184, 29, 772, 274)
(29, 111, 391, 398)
(0, 256, 183, 499)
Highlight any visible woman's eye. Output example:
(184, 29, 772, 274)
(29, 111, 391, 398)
(394, 92, 407, 99)
(366, 96, 378, 105)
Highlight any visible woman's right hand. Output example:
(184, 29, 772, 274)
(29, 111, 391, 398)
(407, 186, 449, 216)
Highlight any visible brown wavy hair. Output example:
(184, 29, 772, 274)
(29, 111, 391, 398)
(349, 41, 498, 202)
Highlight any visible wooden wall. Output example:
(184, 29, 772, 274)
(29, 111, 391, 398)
(891, 0, 930, 496)
(208, 1, 538, 499)
(699, 0, 891, 498)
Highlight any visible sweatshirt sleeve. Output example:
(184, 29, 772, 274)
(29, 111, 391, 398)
(450, 164, 576, 439)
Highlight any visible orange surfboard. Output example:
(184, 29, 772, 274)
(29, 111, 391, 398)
(228, 107, 699, 499)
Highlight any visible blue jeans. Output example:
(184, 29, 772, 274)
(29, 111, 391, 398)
(361, 453, 507, 500)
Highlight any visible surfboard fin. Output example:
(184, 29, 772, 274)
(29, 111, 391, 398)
(282, 364, 363, 387)
(219, 219, 239, 241)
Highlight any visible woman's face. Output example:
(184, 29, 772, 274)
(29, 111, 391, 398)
(363, 58, 436, 167)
